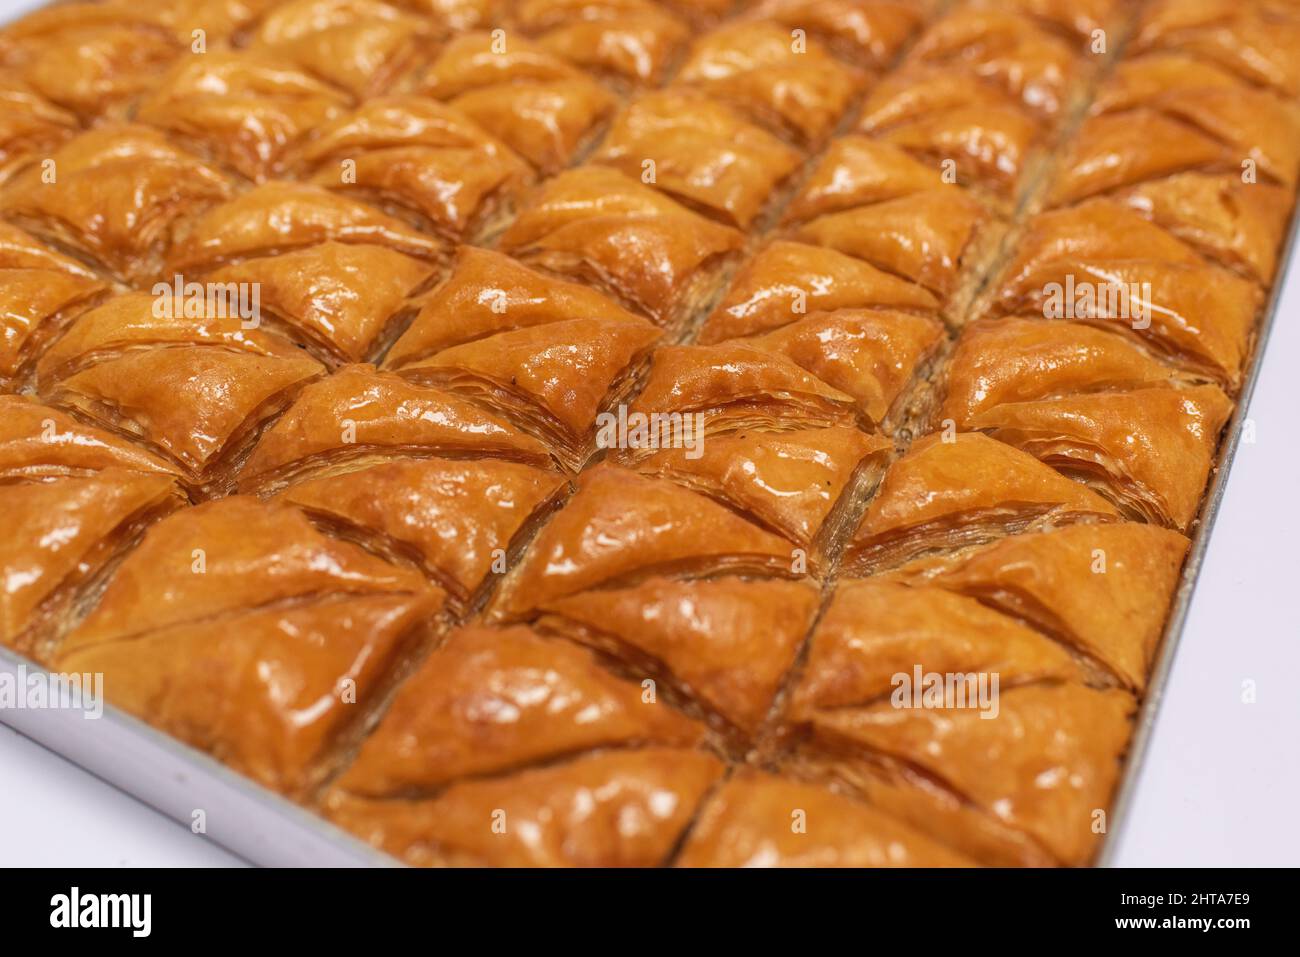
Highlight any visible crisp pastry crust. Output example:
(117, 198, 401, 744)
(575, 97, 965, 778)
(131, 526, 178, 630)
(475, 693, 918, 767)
(700, 239, 940, 343)
(537, 576, 821, 734)
(0, 125, 234, 285)
(492, 464, 801, 619)
(37, 293, 325, 494)
(675, 20, 866, 147)
(135, 52, 352, 182)
(292, 96, 532, 241)
(498, 166, 744, 326)
(1, 0, 1291, 868)
(592, 89, 804, 228)
(880, 522, 1190, 692)
(332, 623, 706, 795)
(676, 772, 976, 867)
(982, 200, 1263, 387)
(846, 432, 1122, 571)
(420, 31, 619, 173)
(55, 496, 444, 794)
(326, 747, 725, 866)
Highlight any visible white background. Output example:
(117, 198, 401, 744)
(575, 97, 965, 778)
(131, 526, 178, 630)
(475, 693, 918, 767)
(0, 0, 1296, 867)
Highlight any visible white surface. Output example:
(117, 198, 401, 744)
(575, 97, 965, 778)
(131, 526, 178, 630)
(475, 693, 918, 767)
(0, 0, 1296, 868)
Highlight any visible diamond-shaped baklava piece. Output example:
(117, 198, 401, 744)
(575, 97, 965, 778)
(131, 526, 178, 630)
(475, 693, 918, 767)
(37, 293, 324, 494)
(675, 20, 866, 147)
(135, 52, 352, 182)
(56, 496, 444, 795)
(676, 772, 975, 867)
(420, 31, 618, 173)
(294, 96, 531, 241)
(0, 396, 184, 659)
(385, 246, 661, 469)
(329, 623, 707, 794)
(248, 0, 432, 98)
(0, 126, 233, 285)
(499, 166, 743, 326)
(327, 747, 724, 866)
(592, 90, 803, 228)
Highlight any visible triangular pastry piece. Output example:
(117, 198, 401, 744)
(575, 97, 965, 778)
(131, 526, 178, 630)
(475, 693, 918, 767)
(675, 772, 974, 867)
(295, 96, 531, 240)
(0, 469, 183, 658)
(168, 182, 446, 274)
(493, 465, 800, 617)
(134, 52, 351, 181)
(499, 166, 744, 325)
(279, 457, 566, 606)
(968, 384, 1233, 529)
(700, 240, 939, 343)
(630, 426, 892, 548)
(885, 521, 1190, 690)
(0, 125, 233, 283)
(237, 364, 553, 491)
(847, 433, 1121, 571)
(940, 319, 1179, 428)
(59, 590, 440, 796)
(738, 309, 945, 427)
(796, 189, 991, 297)
(629, 343, 862, 437)
(399, 317, 661, 469)
(61, 495, 434, 656)
(538, 577, 821, 733)
(592, 89, 803, 227)
(385, 246, 648, 366)
(326, 748, 724, 867)
(333, 624, 706, 795)
(203, 242, 433, 364)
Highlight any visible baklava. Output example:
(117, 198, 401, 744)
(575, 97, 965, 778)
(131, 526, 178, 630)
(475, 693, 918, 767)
(1, 0, 1295, 867)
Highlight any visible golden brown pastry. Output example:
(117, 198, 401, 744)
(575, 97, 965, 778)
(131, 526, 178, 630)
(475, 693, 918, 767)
(200, 242, 434, 365)
(675, 20, 866, 147)
(37, 293, 324, 494)
(0, 397, 185, 659)
(700, 239, 940, 343)
(236, 363, 554, 491)
(135, 52, 352, 182)
(982, 200, 1262, 387)
(420, 31, 618, 173)
(332, 623, 707, 795)
(592, 89, 803, 228)
(537, 576, 821, 735)
(56, 496, 444, 795)
(676, 772, 975, 867)
(499, 166, 744, 325)
(0, 125, 233, 284)
(248, 0, 432, 98)
(293, 96, 532, 241)
(386, 247, 661, 468)
(0, 0, 1288, 872)
(492, 464, 802, 619)
(627, 426, 892, 550)
(0, 71, 77, 186)
(327, 747, 725, 866)
(514, 0, 691, 88)
(882, 522, 1190, 691)
(846, 432, 1121, 571)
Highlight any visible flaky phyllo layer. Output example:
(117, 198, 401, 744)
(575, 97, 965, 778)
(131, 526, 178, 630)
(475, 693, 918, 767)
(1, 0, 1295, 867)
